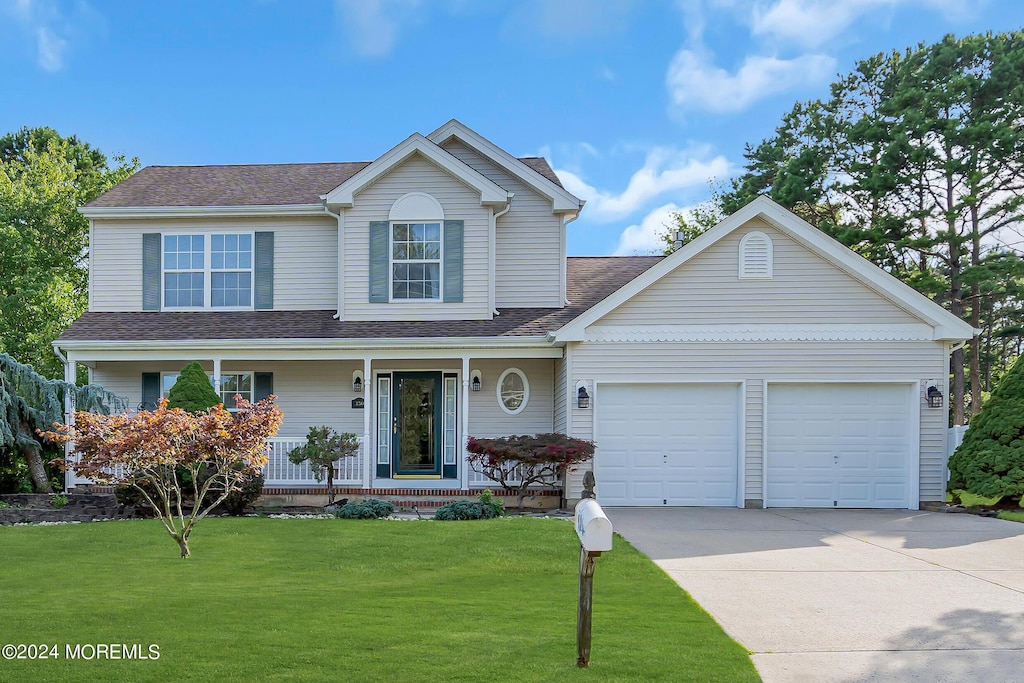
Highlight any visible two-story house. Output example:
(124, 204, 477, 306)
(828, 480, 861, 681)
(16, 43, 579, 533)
(58, 120, 974, 509)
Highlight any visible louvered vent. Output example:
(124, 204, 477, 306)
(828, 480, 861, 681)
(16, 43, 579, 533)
(739, 231, 773, 279)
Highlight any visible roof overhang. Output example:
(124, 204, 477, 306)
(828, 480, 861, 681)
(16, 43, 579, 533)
(321, 133, 510, 209)
(427, 119, 584, 214)
(55, 336, 562, 363)
(79, 204, 327, 219)
(552, 196, 977, 343)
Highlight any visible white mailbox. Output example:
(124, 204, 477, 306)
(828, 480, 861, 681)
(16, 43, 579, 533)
(574, 498, 613, 552)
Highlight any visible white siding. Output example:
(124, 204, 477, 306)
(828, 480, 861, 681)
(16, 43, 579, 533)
(553, 355, 567, 434)
(466, 358, 554, 437)
(91, 360, 361, 439)
(566, 339, 949, 505)
(90, 216, 337, 312)
(441, 140, 563, 308)
(598, 221, 923, 327)
(342, 154, 491, 321)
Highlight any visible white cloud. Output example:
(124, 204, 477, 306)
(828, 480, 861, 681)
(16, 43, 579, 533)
(555, 145, 731, 221)
(751, 0, 977, 48)
(613, 202, 690, 255)
(666, 48, 835, 113)
(36, 25, 66, 71)
(501, 0, 634, 45)
(334, 0, 421, 58)
(0, 0, 103, 72)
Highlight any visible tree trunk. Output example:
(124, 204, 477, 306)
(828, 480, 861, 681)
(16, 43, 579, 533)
(19, 422, 53, 493)
(176, 534, 191, 559)
(327, 466, 335, 504)
(969, 205, 982, 415)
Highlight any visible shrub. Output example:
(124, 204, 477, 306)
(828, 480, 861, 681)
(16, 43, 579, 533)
(166, 362, 221, 412)
(50, 494, 68, 509)
(336, 498, 393, 519)
(949, 355, 1024, 503)
(434, 500, 501, 521)
(204, 467, 265, 516)
(287, 426, 360, 504)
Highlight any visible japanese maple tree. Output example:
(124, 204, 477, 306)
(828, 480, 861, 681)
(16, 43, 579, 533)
(44, 396, 283, 558)
(466, 433, 595, 509)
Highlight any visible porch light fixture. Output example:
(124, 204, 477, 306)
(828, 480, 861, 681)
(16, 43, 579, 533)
(926, 384, 943, 408)
(577, 385, 590, 409)
(470, 369, 482, 392)
(352, 370, 364, 394)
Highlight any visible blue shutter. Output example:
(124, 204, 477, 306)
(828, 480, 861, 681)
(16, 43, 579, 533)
(254, 372, 274, 401)
(443, 220, 463, 303)
(369, 221, 389, 303)
(142, 234, 161, 311)
(141, 373, 160, 410)
(254, 232, 274, 310)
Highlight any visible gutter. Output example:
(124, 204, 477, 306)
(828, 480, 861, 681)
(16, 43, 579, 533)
(79, 204, 325, 219)
(323, 203, 344, 319)
(491, 194, 514, 316)
(55, 335, 558, 352)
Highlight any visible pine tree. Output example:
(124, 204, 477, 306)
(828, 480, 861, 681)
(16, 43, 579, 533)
(166, 362, 221, 412)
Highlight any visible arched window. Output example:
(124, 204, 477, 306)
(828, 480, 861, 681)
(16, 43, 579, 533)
(389, 193, 444, 300)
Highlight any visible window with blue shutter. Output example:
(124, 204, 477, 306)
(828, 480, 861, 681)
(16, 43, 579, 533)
(442, 220, 463, 303)
(142, 234, 161, 311)
(369, 221, 389, 303)
(254, 232, 274, 310)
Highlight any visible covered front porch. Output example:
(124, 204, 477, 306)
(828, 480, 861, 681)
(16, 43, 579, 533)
(62, 341, 565, 495)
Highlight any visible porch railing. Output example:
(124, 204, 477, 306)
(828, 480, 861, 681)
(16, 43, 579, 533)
(263, 437, 364, 487)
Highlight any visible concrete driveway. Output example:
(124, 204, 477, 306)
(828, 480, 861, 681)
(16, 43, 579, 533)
(607, 508, 1024, 683)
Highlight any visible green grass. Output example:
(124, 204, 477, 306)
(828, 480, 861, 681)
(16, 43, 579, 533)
(0, 518, 758, 683)
(997, 510, 1024, 523)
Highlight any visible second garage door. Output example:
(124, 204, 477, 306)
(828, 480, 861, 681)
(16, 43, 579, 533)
(766, 383, 914, 508)
(596, 383, 740, 506)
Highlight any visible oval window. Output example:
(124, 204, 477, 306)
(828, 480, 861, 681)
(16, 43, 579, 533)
(497, 368, 530, 415)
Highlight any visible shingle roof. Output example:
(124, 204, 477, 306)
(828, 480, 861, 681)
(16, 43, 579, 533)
(85, 157, 563, 208)
(57, 256, 662, 344)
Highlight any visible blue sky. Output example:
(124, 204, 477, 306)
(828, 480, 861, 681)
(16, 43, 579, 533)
(2, 1, 1022, 255)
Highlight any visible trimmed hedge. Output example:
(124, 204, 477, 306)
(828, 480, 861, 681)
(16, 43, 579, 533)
(336, 498, 394, 519)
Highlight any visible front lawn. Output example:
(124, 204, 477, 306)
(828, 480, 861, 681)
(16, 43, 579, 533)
(0, 517, 758, 683)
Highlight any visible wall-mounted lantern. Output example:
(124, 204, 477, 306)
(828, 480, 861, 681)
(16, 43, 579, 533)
(926, 384, 943, 408)
(576, 382, 591, 409)
(470, 369, 482, 392)
(352, 370, 364, 394)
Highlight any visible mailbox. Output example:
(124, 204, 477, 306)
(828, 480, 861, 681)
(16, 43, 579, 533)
(574, 498, 612, 552)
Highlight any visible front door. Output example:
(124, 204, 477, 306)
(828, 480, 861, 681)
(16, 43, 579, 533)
(392, 372, 443, 478)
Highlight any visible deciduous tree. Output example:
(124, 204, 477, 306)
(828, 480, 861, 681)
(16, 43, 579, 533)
(46, 396, 283, 558)
(466, 433, 595, 509)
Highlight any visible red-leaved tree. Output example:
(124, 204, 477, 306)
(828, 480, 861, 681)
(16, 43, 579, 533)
(43, 396, 283, 558)
(465, 433, 595, 509)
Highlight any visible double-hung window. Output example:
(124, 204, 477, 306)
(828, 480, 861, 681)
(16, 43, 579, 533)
(391, 222, 441, 300)
(163, 233, 253, 309)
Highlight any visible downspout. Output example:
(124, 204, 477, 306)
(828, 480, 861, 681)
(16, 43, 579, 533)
(562, 212, 580, 305)
(323, 203, 344, 320)
(491, 193, 514, 316)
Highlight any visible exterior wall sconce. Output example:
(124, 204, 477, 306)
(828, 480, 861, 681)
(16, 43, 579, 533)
(575, 381, 591, 409)
(352, 370, 364, 394)
(470, 369, 482, 392)
(926, 383, 943, 408)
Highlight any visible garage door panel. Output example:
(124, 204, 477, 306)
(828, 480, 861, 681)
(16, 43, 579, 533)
(596, 383, 739, 507)
(767, 384, 912, 509)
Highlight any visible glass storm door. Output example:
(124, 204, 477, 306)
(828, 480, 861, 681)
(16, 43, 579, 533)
(392, 372, 442, 477)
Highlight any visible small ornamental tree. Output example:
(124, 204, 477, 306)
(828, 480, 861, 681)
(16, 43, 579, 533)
(288, 426, 360, 504)
(166, 361, 221, 412)
(45, 396, 283, 558)
(948, 355, 1024, 503)
(466, 433, 596, 509)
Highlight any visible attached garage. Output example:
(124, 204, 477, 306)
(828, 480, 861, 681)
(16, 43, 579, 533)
(765, 383, 916, 508)
(595, 383, 741, 506)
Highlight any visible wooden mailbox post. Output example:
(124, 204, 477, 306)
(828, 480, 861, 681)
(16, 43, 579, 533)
(574, 472, 612, 668)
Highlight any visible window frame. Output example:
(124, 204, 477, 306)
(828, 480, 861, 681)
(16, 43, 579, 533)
(496, 367, 530, 416)
(389, 221, 443, 302)
(161, 232, 255, 311)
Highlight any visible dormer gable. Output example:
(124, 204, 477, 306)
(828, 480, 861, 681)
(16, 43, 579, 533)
(321, 133, 509, 209)
(426, 119, 583, 216)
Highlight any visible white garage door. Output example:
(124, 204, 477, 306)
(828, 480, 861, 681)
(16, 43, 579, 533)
(766, 384, 914, 508)
(596, 383, 739, 507)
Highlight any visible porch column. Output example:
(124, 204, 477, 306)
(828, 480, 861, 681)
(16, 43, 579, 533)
(461, 355, 470, 490)
(212, 358, 222, 393)
(62, 354, 76, 493)
(363, 357, 372, 488)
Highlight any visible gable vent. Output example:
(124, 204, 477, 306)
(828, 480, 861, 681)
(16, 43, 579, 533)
(739, 231, 773, 279)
